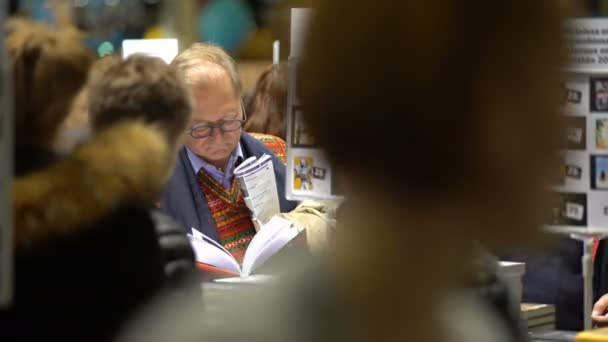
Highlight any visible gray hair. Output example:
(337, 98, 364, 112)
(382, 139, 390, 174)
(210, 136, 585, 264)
(171, 43, 242, 96)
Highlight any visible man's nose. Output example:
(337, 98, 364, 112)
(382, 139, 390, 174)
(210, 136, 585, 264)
(208, 127, 224, 140)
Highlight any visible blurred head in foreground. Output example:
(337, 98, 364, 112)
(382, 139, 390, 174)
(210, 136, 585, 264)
(300, 1, 567, 341)
(88, 54, 193, 152)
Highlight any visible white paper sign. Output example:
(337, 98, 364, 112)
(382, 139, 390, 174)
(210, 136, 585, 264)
(285, 9, 342, 201)
(566, 19, 608, 72)
(122, 39, 179, 64)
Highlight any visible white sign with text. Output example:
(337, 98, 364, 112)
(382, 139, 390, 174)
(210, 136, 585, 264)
(566, 19, 608, 72)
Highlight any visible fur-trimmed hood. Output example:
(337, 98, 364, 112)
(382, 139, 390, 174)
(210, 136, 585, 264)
(14, 121, 172, 246)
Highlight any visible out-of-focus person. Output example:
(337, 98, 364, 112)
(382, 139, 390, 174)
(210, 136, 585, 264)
(301, 1, 566, 341)
(54, 54, 122, 154)
(5, 18, 92, 174)
(161, 43, 297, 265)
(88, 54, 192, 154)
(243, 63, 288, 162)
(2, 19, 194, 342)
(86, 54, 199, 286)
(244, 63, 288, 140)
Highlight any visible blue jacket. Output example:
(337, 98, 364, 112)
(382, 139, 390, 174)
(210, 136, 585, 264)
(161, 132, 298, 242)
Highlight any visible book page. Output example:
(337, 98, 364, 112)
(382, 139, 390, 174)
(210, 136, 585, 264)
(241, 217, 300, 277)
(213, 274, 276, 285)
(188, 231, 241, 274)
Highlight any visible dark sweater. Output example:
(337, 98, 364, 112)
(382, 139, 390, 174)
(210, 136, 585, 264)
(1, 144, 193, 342)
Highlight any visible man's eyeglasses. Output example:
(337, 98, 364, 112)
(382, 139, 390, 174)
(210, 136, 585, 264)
(186, 103, 247, 139)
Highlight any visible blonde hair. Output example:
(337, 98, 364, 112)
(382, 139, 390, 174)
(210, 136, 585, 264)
(171, 43, 242, 95)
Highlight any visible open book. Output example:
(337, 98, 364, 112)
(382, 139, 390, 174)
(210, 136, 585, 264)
(234, 154, 280, 229)
(189, 216, 304, 278)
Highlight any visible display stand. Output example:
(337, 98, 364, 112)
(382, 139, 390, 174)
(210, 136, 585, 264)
(549, 18, 608, 329)
(545, 226, 608, 330)
(285, 9, 344, 203)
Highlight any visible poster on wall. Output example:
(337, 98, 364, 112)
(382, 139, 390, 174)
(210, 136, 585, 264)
(550, 192, 588, 227)
(556, 151, 588, 191)
(552, 74, 595, 227)
(546, 18, 608, 230)
(564, 77, 589, 114)
(290, 151, 334, 197)
(595, 117, 608, 149)
(563, 116, 587, 150)
(590, 77, 608, 112)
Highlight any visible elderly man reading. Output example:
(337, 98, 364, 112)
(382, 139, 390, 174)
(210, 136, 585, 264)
(162, 44, 298, 264)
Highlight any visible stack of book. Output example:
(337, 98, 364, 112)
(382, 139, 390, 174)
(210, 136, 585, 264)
(521, 303, 556, 333)
(530, 330, 577, 342)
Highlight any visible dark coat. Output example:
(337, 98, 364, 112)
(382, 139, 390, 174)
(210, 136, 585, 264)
(161, 132, 298, 241)
(503, 238, 583, 331)
(2, 126, 195, 342)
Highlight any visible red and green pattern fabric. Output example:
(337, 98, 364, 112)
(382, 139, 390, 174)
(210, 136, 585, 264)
(249, 133, 287, 164)
(197, 168, 256, 264)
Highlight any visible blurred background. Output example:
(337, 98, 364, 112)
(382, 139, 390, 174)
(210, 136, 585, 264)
(7, 0, 313, 91)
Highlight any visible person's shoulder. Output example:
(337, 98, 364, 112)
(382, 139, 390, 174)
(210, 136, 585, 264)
(14, 122, 172, 246)
(242, 132, 287, 164)
(248, 132, 287, 145)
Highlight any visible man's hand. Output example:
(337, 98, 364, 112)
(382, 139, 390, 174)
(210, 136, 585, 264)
(592, 294, 608, 324)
